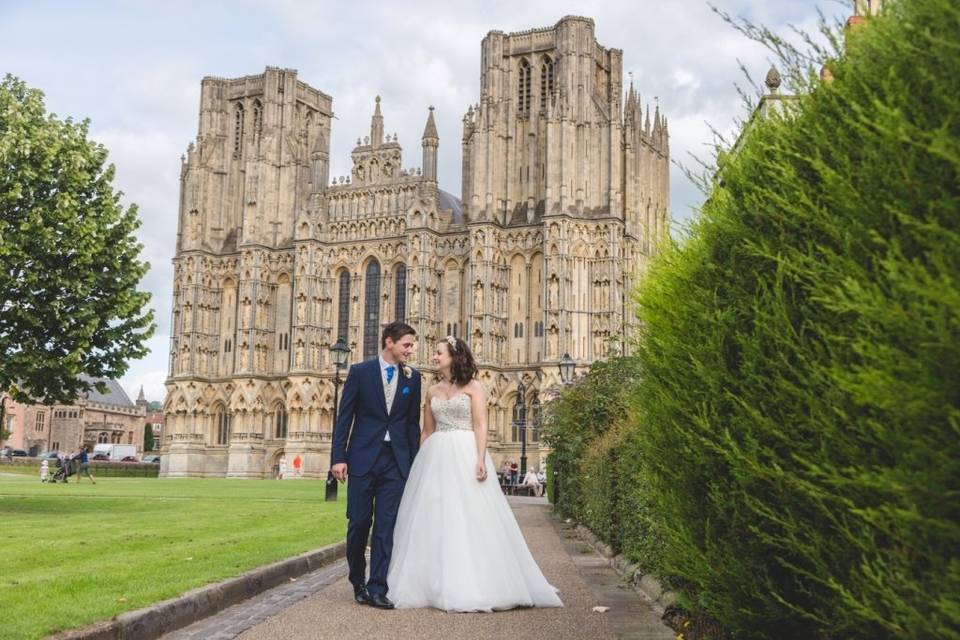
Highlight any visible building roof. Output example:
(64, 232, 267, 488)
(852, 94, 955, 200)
(438, 189, 463, 224)
(79, 375, 134, 407)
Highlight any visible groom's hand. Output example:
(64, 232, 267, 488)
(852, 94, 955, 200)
(331, 463, 348, 482)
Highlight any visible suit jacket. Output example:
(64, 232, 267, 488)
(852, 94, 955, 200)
(330, 358, 422, 478)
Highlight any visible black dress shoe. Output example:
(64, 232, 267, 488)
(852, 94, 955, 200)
(367, 593, 395, 609)
(354, 587, 370, 605)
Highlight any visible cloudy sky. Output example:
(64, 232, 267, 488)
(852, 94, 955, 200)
(0, 0, 844, 403)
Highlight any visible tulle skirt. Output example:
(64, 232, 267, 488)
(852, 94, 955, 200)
(386, 429, 563, 612)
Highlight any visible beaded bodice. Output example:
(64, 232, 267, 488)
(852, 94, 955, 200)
(430, 393, 473, 432)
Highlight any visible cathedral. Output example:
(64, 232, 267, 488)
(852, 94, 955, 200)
(161, 15, 670, 478)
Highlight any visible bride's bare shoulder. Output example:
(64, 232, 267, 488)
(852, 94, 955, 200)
(465, 379, 486, 399)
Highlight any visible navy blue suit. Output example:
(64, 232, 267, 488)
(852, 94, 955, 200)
(331, 358, 421, 597)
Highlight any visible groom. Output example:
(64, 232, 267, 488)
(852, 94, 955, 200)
(330, 321, 422, 609)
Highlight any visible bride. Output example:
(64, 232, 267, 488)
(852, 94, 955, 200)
(386, 336, 563, 612)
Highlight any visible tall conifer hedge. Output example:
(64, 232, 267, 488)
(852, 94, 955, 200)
(631, 0, 959, 637)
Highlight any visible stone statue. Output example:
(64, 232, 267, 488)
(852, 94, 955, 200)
(473, 282, 483, 313)
(297, 296, 306, 323)
(182, 303, 192, 331)
(548, 327, 558, 358)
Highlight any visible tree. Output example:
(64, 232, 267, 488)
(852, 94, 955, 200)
(143, 423, 155, 452)
(0, 74, 155, 430)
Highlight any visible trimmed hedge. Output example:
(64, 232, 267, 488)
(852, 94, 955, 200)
(629, 1, 960, 638)
(542, 355, 640, 523)
(0, 458, 159, 478)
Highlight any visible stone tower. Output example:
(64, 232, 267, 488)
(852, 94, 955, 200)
(461, 15, 668, 371)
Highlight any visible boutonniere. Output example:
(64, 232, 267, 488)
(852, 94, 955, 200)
(402, 365, 414, 378)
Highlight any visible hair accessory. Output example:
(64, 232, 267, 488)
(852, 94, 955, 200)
(445, 335, 458, 351)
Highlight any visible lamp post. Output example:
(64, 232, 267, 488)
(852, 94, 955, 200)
(514, 381, 528, 477)
(558, 352, 575, 385)
(326, 337, 350, 502)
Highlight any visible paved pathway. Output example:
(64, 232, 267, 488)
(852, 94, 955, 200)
(164, 497, 673, 640)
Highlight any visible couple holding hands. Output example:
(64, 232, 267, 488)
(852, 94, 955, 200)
(330, 321, 562, 612)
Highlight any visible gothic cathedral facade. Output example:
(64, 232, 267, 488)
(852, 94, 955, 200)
(161, 16, 669, 478)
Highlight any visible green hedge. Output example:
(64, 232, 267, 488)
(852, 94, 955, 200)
(628, 1, 960, 638)
(0, 459, 159, 478)
(542, 355, 640, 522)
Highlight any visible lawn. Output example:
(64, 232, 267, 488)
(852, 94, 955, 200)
(0, 474, 347, 640)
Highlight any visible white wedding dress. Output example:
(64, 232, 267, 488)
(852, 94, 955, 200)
(386, 393, 563, 611)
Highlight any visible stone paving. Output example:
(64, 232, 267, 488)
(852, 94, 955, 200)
(163, 497, 673, 640)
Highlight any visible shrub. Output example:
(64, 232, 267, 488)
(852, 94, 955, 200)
(631, 1, 960, 638)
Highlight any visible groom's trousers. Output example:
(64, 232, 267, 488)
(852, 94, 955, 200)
(346, 441, 405, 597)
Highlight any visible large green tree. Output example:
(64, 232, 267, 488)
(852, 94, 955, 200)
(0, 74, 154, 425)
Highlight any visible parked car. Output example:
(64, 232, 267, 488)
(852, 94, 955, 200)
(120, 456, 139, 463)
(35, 451, 61, 460)
(9, 449, 28, 457)
(142, 455, 161, 464)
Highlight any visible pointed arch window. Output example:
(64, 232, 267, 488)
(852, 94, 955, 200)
(215, 409, 231, 445)
(363, 260, 382, 359)
(233, 103, 245, 156)
(274, 407, 288, 439)
(252, 99, 263, 144)
(517, 59, 531, 115)
(394, 264, 407, 321)
(337, 269, 350, 342)
(540, 56, 555, 106)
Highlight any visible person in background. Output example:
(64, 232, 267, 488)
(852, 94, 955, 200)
(522, 467, 543, 497)
(40, 458, 49, 483)
(75, 446, 96, 484)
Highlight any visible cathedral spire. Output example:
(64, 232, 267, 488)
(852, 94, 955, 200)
(422, 106, 439, 141)
(371, 95, 384, 149)
(422, 106, 439, 181)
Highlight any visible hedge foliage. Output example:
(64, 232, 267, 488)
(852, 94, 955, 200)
(548, 1, 960, 637)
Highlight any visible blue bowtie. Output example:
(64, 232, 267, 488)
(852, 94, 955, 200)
(386, 365, 396, 383)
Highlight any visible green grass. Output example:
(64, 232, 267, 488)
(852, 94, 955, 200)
(0, 474, 346, 640)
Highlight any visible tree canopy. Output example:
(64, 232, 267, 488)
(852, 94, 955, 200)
(0, 74, 155, 407)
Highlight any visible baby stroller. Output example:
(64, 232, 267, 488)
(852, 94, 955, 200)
(51, 456, 75, 483)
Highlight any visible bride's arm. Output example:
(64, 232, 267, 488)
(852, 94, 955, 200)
(470, 382, 489, 480)
(419, 386, 435, 445)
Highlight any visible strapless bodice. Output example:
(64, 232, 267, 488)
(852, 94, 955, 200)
(430, 394, 473, 432)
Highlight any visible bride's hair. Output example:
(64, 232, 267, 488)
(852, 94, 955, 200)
(442, 337, 478, 387)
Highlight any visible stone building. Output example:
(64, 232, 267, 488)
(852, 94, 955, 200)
(161, 15, 670, 478)
(13, 376, 146, 456)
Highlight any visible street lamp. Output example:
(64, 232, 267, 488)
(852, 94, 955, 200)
(514, 381, 528, 477)
(558, 352, 575, 385)
(326, 337, 350, 502)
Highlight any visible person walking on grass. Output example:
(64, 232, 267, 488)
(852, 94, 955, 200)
(75, 445, 95, 484)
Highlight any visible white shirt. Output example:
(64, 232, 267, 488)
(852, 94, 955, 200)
(378, 355, 399, 440)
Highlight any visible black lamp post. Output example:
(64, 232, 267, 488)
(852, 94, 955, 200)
(326, 337, 350, 502)
(558, 352, 575, 385)
(514, 381, 528, 477)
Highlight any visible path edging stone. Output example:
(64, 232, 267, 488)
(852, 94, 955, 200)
(46, 541, 346, 640)
(568, 521, 678, 612)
